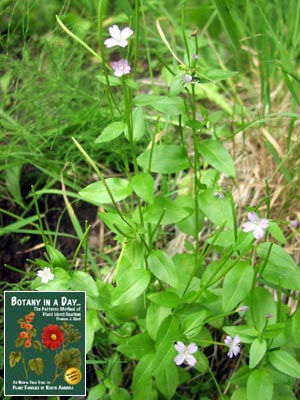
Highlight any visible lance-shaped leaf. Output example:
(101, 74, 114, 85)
(198, 138, 235, 177)
(148, 250, 179, 288)
(79, 178, 133, 206)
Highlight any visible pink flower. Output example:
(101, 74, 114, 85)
(242, 212, 269, 240)
(104, 25, 134, 48)
(183, 74, 193, 83)
(112, 59, 131, 77)
(224, 335, 240, 358)
(174, 341, 198, 366)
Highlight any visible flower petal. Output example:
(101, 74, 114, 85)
(108, 25, 120, 38)
(224, 336, 232, 346)
(185, 354, 197, 366)
(248, 212, 259, 222)
(174, 354, 185, 365)
(259, 218, 269, 229)
(253, 226, 264, 239)
(232, 335, 240, 346)
(187, 343, 198, 354)
(121, 27, 134, 39)
(174, 341, 186, 353)
(104, 38, 119, 48)
(242, 222, 255, 232)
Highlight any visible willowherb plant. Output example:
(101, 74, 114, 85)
(26, 4, 300, 400)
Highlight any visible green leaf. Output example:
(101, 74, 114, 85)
(144, 196, 191, 225)
(155, 363, 178, 399)
(70, 271, 98, 298)
(290, 310, 300, 345)
(268, 350, 300, 378)
(268, 221, 286, 244)
(147, 291, 181, 308)
(98, 211, 135, 239)
(198, 138, 235, 177)
(133, 95, 185, 115)
(272, 384, 297, 400)
(137, 145, 190, 174)
(96, 74, 121, 86)
(257, 242, 296, 269)
(205, 68, 238, 82)
(79, 178, 133, 206)
(246, 369, 273, 400)
(222, 261, 254, 312)
(95, 121, 126, 143)
(28, 358, 44, 375)
(87, 383, 107, 400)
(146, 302, 171, 340)
(152, 316, 180, 377)
(125, 107, 145, 141)
(169, 76, 185, 96)
(257, 242, 300, 290)
(223, 325, 259, 343)
(182, 310, 208, 338)
(247, 369, 273, 400)
(46, 245, 69, 269)
(249, 338, 267, 369)
(132, 353, 155, 400)
(198, 189, 234, 229)
(5, 164, 24, 206)
(132, 172, 154, 203)
(245, 287, 277, 332)
(133, 94, 162, 106)
(109, 386, 131, 400)
(86, 310, 102, 353)
(111, 269, 150, 306)
(231, 387, 247, 400)
(118, 333, 155, 360)
(148, 250, 179, 287)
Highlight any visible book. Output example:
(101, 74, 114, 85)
(4, 291, 86, 397)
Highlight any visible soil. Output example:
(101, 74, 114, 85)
(0, 194, 98, 283)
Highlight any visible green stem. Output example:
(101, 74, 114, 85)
(191, 84, 200, 261)
(31, 185, 48, 246)
(121, 78, 145, 230)
(72, 137, 132, 228)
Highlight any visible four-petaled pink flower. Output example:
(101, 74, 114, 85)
(104, 25, 134, 48)
(112, 59, 131, 77)
(242, 212, 269, 240)
(174, 341, 198, 366)
(224, 335, 240, 358)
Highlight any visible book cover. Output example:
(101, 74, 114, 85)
(4, 291, 86, 397)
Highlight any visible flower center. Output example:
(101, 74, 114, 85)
(50, 333, 57, 340)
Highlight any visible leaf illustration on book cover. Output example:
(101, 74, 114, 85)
(9, 351, 21, 367)
(32, 340, 43, 351)
(54, 348, 82, 369)
(64, 328, 81, 345)
(28, 357, 44, 375)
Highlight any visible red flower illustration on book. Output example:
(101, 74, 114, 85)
(42, 324, 64, 350)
